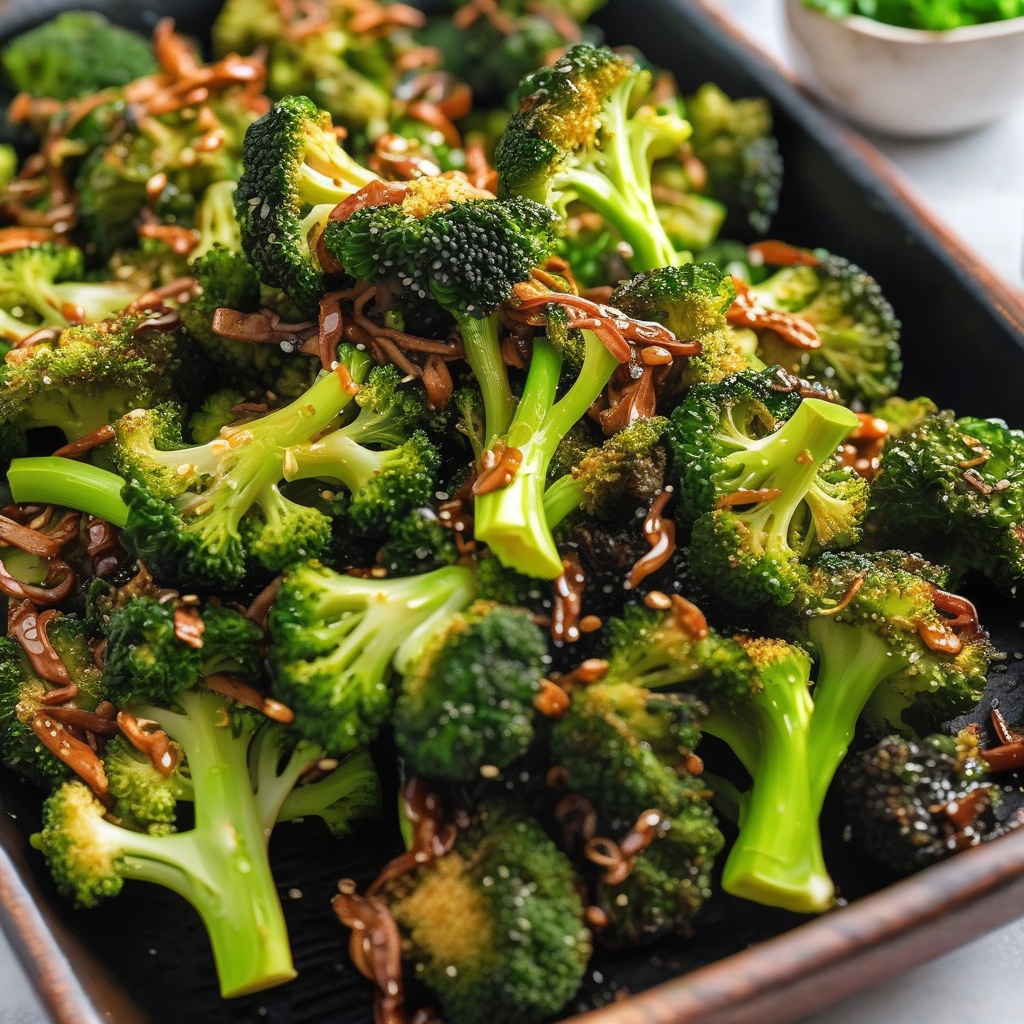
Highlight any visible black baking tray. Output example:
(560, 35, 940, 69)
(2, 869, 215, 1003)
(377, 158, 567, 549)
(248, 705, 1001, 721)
(1, 1, 1023, 1023)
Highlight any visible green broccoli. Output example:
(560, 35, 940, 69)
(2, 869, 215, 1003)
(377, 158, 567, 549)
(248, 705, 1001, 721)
(0, 308, 182, 460)
(495, 43, 692, 272)
(551, 677, 724, 940)
(188, 389, 246, 444)
(869, 410, 1024, 594)
(668, 369, 866, 609)
(842, 729, 1000, 872)
(393, 602, 548, 781)
(683, 83, 783, 236)
(596, 603, 834, 914)
(366, 800, 591, 1024)
(0, 614, 105, 787)
(375, 505, 460, 575)
(776, 550, 995, 808)
(282, 364, 441, 535)
(0, 244, 142, 344)
(268, 560, 478, 754)
(612, 262, 754, 388)
(739, 248, 902, 404)
(1, 11, 157, 100)
(32, 596, 380, 998)
(235, 95, 380, 315)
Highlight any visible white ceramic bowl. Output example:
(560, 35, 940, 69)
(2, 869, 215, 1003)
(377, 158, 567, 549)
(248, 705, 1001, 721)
(783, 0, 1024, 138)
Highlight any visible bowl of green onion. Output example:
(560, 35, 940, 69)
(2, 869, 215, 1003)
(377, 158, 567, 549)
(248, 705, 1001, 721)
(784, 0, 1024, 137)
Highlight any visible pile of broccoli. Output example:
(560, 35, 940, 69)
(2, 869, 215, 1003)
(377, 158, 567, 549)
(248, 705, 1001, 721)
(0, 3, 1020, 1023)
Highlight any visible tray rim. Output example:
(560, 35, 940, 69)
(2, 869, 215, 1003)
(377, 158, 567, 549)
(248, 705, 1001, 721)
(1, 1, 1023, 1023)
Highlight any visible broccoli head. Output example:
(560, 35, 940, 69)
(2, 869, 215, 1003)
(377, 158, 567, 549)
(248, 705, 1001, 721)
(370, 801, 591, 1024)
(869, 409, 1024, 594)
(496, 43, 691, 272)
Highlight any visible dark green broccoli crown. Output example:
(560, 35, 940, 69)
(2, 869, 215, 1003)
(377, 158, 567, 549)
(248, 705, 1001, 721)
(268, 561, 477, 754)
(383, 802, 590, 1024)
(552, 680, 710, 827)
(870, 410, 1024, 593)
(1, 11, 157, 100)
(322, 190, 555, 319)
(393, 603, 547, 781)
(595, 807, 723, 945)
(613, 263, 736, 341)
(684, 83, 783, 235)
(495, 44, 636, 204)
(376, 507, 459, 576)
(189, 390, 246, 445)
(101, 597, 263, 705)
(0, 618, 104, 786)
(790, 550, 993, 734)
(751, 253, 902, 403)
(843, 731, 995, 872)
(236, 95, 379, 315)
(0, 310, 181, 448)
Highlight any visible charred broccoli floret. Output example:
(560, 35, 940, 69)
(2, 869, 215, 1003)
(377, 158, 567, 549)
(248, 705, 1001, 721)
(741, 248, 902, 403)
(393, 602, 547, 781)
(869, 410, 1024, 594)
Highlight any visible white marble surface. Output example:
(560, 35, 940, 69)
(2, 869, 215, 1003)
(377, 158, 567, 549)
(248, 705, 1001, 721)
(2, 0, 1024, 1019)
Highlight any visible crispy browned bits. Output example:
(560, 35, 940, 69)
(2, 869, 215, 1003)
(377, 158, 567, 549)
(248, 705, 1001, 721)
(117, 710, 179, 776)
(583, 809, 666, 885)
(9, 603, 71, 684)
(204, 673, 296, 724)
(534, 679, 571, 719)
(31, 712, 109, 796)
(728, 276, 821, 351)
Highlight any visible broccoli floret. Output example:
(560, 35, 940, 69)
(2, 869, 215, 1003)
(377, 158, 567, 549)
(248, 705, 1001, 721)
(612, 263, 752, 387)
(31, 596, 382, 997)
(542, 416, 669, 527)
(419, 0, 604, 106)
(869, 410, 1024, 594)
(668, 369, 865, 609)
(551, 678, 724, 940)
(283, 365, 441, 535)
(0, 614, 105, 786)
(776, 550, 995, 810)
(235, 95, 380, 315)
(189, 389, 246, 444)
(191, 180, 243, 261)
(1, 11, 157, 100)
(180, 247, 318, 393)
(393, 602, 547, 781)
(213, 0, 416, 138)
(597, 603, 834, 914)
(496, 44, 691, 272)
(368, 801, 591, 1024)
(843, 730, 1000, 871)
(0, 308, 181, 459)
(0, 244, 142, 344)
(376, 506, 460, 575)
(268, 560, 478, 754)
(683, 83, 783, 236)
(101, 597, 263, 706)
(742, 249, 902, 403)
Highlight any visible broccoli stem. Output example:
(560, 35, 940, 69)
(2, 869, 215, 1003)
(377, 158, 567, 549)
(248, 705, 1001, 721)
(284, 431, 386, 492)
(805, 618, 911, 811)
(707, 689, 834, 915)
(7, 457, 129, 526)
(459, 315, 514, 444)
(726, 398, 858, 556)
(541, 472, 583, 529)
(474, 331, 619, 579)
(127, 690, 296, 997)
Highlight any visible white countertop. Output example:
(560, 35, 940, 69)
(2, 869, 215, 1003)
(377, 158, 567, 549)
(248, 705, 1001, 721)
(2, 1, 1024, 1019)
